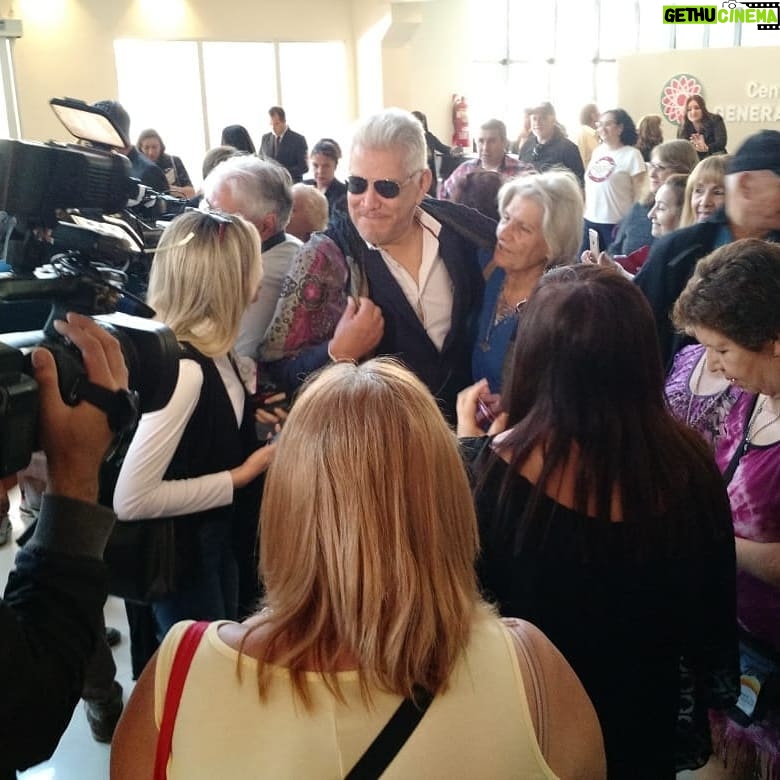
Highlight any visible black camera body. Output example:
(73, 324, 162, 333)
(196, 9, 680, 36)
(0, 98, 182, 477)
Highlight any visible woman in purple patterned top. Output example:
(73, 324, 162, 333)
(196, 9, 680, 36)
(674, 238, 780, 778)
(665, 343, 743, 448)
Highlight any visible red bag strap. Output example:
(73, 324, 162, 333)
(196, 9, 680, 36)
(154, 620, 210, 780)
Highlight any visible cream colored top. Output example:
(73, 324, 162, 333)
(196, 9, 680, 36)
(155, 617, 559, 779)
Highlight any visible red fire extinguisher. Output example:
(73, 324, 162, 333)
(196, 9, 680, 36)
(451, 94, 470, 148)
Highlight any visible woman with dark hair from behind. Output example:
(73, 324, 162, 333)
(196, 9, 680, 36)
(677, 94, 728, 160)
(450, 168, 503, 222)
(457, 264, 739, 778)
(113, 357, 606, 779)
(672, 239, 780, 778)
(412, 109, 462, 196)
(636, 114, 664, 162)
(220, 124, 256, 155)
(303, 137, 347, 214)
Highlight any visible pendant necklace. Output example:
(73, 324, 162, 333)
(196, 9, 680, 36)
(479, 288, 527, 352)
(742, 395, 780, 453)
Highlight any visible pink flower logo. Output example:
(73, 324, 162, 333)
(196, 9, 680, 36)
(660, 74, 703, 125)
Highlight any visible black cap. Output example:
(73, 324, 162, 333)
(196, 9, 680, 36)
(725, 130, 780, 176)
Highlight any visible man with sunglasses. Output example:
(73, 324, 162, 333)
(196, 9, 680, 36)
(517, 102, 584, 186)
(439, 118, 534, 201)
(259, 108, 496, 421)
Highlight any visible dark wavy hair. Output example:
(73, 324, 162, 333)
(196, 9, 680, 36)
(311, 137, 342, 163)
(605, 108, 638, 146)
(673, 238, 780, 351)
(483, 265, 727, 554)
(684, 95, 713, 122)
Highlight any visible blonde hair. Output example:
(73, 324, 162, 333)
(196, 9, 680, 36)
(679, 154, 728, 227)
(148, 210, 262, 356)
(249, 358, 483, 706)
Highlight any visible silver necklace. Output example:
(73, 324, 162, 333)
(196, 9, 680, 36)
(743, 395, 780, 451)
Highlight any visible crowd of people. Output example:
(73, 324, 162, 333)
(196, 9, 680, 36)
(2, 93, 779, 780)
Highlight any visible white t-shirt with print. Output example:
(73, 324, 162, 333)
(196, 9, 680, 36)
(584, 144, 646, 224)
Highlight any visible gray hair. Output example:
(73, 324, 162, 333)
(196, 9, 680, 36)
(498, 170, 584, 267)
(350, 108, 427, 177)
(202, 155, 293, 229)
(291, 183, 329, 232)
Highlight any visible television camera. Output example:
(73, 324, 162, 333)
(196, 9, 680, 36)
(0, 98, 183, 477)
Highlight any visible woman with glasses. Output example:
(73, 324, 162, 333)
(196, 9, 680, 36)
(582, 140, 697, 273)
(677, 95, 728, 160)
(581, 109, 646, 256)
(457, 264, 739, 779)
(113, 210, 277, 650)
(472, 170, 583, 397)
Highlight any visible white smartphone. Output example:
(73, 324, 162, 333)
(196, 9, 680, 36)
(588, 228, 600, 257)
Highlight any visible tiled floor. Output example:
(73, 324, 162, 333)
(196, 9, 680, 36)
(2, 486, 133, 780)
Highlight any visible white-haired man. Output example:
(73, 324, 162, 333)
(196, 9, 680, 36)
(202, 156, 302, 360)
(259, 108, 496, 420)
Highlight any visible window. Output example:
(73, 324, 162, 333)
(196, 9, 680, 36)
(468, 0, 760, 134)
(115, 39, 350, 189)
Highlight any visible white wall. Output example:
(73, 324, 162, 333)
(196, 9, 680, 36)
(618, 48, 780, 153)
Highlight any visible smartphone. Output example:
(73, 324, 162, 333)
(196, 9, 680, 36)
(588, 228, 600, 257)
(254, 388, 289, 443)
(475, 398, 496, 431)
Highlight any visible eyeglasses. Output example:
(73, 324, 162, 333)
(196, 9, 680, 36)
(346, 172, 421, 199)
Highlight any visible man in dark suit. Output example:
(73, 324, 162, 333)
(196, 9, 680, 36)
(259, 108, 495, 421)
(259, 106, 308, 183)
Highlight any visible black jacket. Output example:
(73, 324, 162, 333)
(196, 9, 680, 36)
(518, 130, 585, 185)
(676, 113, 728, 159)
(0, 495, 115, 777)
(260, 128, 308, 183)
(634, 210, 780, 368)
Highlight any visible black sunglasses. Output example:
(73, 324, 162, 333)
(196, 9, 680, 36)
(346, 172, 420, 199)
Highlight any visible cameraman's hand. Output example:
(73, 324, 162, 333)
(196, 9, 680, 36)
(328, 296, 384, 362)
(33, 313, 129, 503)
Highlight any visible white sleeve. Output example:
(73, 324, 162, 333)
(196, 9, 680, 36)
(113, 358, 235, 519)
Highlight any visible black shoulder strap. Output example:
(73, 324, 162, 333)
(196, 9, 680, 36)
(344, 688, 433, 780)
(722, 395, 758, 486)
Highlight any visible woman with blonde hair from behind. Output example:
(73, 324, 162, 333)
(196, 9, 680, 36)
(113, 358, 606, 779)
(112, 210, 277, 662)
